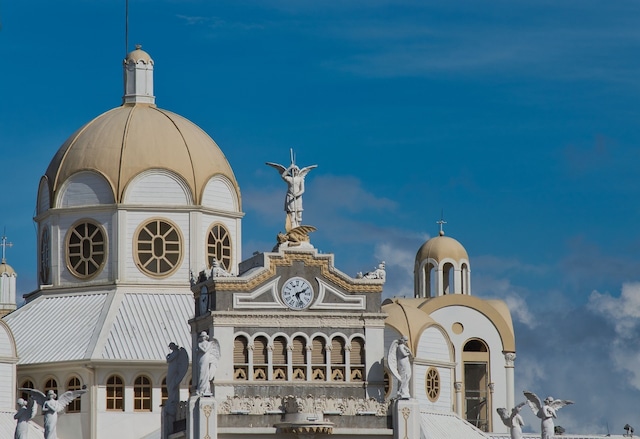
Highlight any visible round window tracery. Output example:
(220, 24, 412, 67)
(207, 223, 231, 271)
(66, 220, 106, 279)
(40, 227, 51, 284)
(425, 367, 440, 402)
(135, 218, 183, 277)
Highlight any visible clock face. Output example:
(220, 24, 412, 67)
(281, 277, 314, 310)
(199, 286, 209, 315)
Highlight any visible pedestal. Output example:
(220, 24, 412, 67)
(187, 396, 217, 439)
(393, 398, 421, 439)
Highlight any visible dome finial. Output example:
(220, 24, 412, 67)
(436, 210, 447, 236)
(0, 228, 12, 264)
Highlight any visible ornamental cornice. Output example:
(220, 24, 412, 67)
(206, 250, 384, 293)
(210, 311, 387, 328)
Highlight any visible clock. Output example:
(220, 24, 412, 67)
(199, 286, 209, 315)
(281, 277, 314, 310)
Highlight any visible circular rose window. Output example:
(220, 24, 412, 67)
(66, 220, 106, 279)
(134, 219, 183, 277)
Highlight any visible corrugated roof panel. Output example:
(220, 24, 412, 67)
(102, 293, 193, 360)
(421, 410, 490, 439)
(0, 411, 44, 439)
(4, 294, 108, 364)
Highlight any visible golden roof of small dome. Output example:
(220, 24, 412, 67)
(0, 262, 15, 276)
(44, 104, 240, 206)
(415, 231, 468, 264)
(125, 45, 153, 64)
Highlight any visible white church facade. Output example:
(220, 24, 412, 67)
(1, 45, 527, 439)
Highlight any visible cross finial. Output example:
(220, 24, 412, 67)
(436, 211, 447, 236)
(1, 229, 13, 264)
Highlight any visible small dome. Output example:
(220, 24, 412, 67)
(415, 233, 468, 264)
(0, 262, 15, 276)
(44, 104, 240, 206)
(126, 45, 153, 64)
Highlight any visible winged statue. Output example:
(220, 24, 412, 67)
(387, 336, 412, 399)
(19, 386, 87, 439)
(266, 149, 317, 232)
(524, 390, 574, 439)
(196, 331, 221, 396)
(497, 401, 527, 439)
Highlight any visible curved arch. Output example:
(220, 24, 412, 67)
(417, 295, 515, 352)
(37, 176, 51, 214)
(105, 374, 125, 411)
(123, 168, 194, 205)
(201, 174, 240, 211)
(0, 320, 17, 358)
(56, 170, 115, 208)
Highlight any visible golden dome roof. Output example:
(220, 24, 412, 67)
(415, 232, 468, 264)
(0, 262, 15, 276)
(44, 103, 239, 206)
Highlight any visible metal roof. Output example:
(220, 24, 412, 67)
(3, 288, 194, 365)
(420, 410, 490, 439)
(102, 292, 193, 360)
(0, 411, 44, 439)
(4, 293, 108, 364)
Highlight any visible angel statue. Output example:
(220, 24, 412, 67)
(387, 335, 413, 399)
(266, 149, 317, 232)
(19, 386, 87, 439)
(165, 342, 189, 436)
(196, 331, 221, 396)
(524, 390, 574, 439)
(497, 401, 527, 439)
(14, 397, 37, 439)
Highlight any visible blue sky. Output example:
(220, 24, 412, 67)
(2, 0, 640, 434)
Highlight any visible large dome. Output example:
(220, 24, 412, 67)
(44, 104, 238, 205)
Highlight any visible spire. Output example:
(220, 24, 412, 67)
(123, 44, 155, 105)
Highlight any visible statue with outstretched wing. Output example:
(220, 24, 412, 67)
(524, 390, 573, 439)
(20, 386, 86, 439)
(497, 401, 526, 439)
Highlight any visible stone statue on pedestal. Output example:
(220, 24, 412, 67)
(388, 336, 413, 399)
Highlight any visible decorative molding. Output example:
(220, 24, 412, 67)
(218, 395, 389, 416)
(232, 277, 286, 309)
(310, 278, 366, 310)
(211, 250, 383, 293)
(504, 352, 516, 367)
(210, 312, 387, 328)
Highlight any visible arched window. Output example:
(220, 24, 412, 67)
(427, 262, 437, 297)
(443, 262, 454, 294)
(463, 339, 490, 431)
(461, 263, 469, 294)
(67, 377, 82, 413)
(161, 377, 168, 404)
(207, 223, 232, 271)
(330, 337, 346, 381)
(106, 375, 124, 411)
(19, 380, 34, 401)
(44, 378, 58, 397)
(253, 336, 268, 381)
(134, 375, 152, 411)
(291, 336, 307, 380)
(350, 337, 365, 381)
(233, 336, 249, 380)
(311, 338, 327, 381)
(425, 367, 441, 402)
(272, 336, 287, 380)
